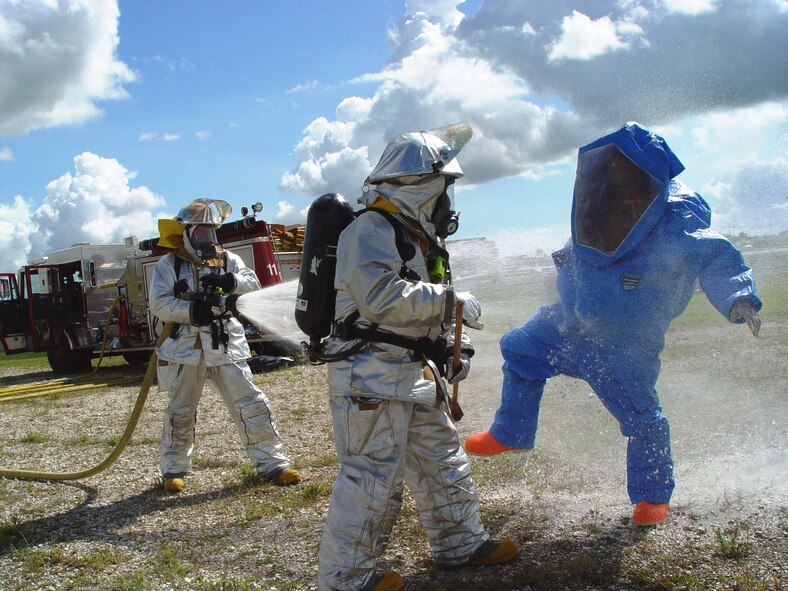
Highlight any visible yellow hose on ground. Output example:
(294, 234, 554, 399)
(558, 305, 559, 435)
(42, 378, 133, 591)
(0, 377, 141, 403)
(0, 294, 132, 402)
(0, 324, 171, 481)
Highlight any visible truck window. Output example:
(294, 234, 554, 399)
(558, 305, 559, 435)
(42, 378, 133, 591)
(0, 275, 17, 301)
(27, 268, 62, 295)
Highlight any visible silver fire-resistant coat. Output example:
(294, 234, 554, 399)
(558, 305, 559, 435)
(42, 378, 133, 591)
(150, 251, 290, 478)
(318, 125, 488, 591)
(150, 250, 259, 365)
(324, 175, 473, 404)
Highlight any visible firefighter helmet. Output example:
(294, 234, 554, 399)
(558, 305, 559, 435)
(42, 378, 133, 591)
(365, 122, 472, 184)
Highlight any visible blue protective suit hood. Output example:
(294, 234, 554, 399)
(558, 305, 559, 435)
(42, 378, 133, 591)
(571, 122, 685, 266)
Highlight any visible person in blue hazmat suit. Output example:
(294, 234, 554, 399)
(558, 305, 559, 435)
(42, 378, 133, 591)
(149, 198, 301, 493)
(317, 124, 519, 591)
(465, 123, 762, 526)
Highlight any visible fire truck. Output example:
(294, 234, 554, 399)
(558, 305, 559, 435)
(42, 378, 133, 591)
(0, 205, 303, 374)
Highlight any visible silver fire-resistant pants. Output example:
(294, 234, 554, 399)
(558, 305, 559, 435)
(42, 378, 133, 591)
(159, 357, 290, 479)
(317, 396, 488, 591)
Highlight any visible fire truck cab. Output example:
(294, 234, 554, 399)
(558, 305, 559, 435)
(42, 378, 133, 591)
(0, 242, 134, 373)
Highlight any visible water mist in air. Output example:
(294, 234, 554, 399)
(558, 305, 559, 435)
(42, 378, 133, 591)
(234, 280, 307, 345)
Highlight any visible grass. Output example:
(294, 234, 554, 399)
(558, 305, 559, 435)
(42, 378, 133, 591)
(0, 516, 33, 551)
(714, 527, 754, 559)
(0, 245, 785, 591)
(19, 432, 47, 444)
(0, 351, 48, 369)
(669, 270, 788, 333)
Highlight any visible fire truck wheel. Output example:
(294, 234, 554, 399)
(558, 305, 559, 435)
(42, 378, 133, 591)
(122, 351, 151, 366)
(47, 335, 92, 375)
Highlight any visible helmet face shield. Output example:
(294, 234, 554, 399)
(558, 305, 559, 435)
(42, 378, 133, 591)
(176, 198, 232, 226)
(574, 144, 664, 255)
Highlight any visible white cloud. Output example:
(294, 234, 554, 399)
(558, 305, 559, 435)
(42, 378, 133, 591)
(152, 54, 194, 72)
(28, 152, 165, 257)
(548, 11, 627, 62)
(661, 0, 717, 16)
(275, 200, 294, 220)
(458, 0, 788, 127)
(0, 195, 33, 270)
(336, 96, 373, 122)
(280, 0, 788, 211)
(690, 102, 787, 149)
(406, 0, 466, 28)
(703, 158, 788, 236)
(0, 146, 13, 161)
(196, 130, 211, 140)
(678, 101, 788, 197)
(281, 10, 585, 197)
(274, 200, 309, 225)
(286, 80, 319, 94)
(521, 23, 536, 36)
(139, 131, 180, 142)
(0, 0, 135, 138)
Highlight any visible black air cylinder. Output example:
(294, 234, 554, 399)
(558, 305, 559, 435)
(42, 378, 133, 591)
(294, 193, 355, 344)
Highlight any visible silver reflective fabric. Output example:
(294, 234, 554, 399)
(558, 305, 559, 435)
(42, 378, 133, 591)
(150, 251, 290, 478)
(158, 357, 289, 478)
(175, 198, 232, 226)
(366, 122, 472, 184)
(149, 251, 258, 366)
(317, 209, 484, 591)
(360, 175, 448, 241)
(317, 397, 488, 591)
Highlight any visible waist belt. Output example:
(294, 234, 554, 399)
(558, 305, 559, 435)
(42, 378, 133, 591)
(331, 312, 435, 359)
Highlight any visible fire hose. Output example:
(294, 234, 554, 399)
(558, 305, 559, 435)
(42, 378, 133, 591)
(0, 294, 126, 403)
(0, 324, 171, 481)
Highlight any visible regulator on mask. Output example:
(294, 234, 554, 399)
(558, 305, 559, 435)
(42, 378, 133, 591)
(431, 178, 460, 239)
(184, 224, 222, 262)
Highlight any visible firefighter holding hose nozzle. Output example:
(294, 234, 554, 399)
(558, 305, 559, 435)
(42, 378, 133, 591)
(149, 198, 300, 494)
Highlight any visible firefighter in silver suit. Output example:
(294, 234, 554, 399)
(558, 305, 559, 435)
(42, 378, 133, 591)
(317, 125, 519, 591)
(149, 198, 300, 493)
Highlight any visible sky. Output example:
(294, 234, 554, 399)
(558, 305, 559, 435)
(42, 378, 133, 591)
(0, 0, 786, 272)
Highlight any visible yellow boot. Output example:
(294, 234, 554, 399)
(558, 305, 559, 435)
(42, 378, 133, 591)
(270, 468, 301, 486)
(163, 477, 184, 494)
(361, 571, 404, 591)
(441, 538, 520, 569)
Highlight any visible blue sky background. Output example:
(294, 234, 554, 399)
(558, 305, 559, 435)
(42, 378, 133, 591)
(0, 0, 786, 271)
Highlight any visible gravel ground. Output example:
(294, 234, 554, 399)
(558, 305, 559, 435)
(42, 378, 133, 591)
(0, 354, 785, 591)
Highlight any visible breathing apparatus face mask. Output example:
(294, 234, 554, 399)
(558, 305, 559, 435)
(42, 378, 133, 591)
(184, 224, 221, 262)
(574, 144, 664, 255)
(431, 178, 459, 239)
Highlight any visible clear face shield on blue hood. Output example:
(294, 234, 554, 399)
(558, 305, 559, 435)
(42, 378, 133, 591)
(574, 144, 665, 255)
